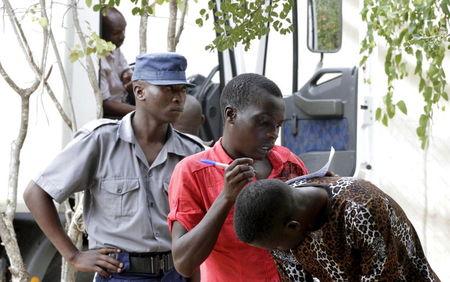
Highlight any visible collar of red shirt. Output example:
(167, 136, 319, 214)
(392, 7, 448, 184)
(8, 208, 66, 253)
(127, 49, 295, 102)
(212, 138, 286, 178)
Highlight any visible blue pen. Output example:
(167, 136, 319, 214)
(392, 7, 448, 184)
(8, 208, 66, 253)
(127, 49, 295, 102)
(200, 159, 255, 174)
(200, 159, 229, 169)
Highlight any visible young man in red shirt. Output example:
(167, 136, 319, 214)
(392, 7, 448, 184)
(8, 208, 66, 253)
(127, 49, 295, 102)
(168, 73, 309, 281)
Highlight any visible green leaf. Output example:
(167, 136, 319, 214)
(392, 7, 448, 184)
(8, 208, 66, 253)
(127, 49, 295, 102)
(442, 91, 449, 101)
(93, 4, 102, 12)
(396, 100, 407, 115)
(195, 18, 203, 27)
(69, 50, 83, 63)
(421, 138, 429, 150)
(416, 126, 425, 138)
(85, 0, 92, 7)
(387, 104, 396, 118)
(419, 78, 425, 92)
(375, 107, 382, 120)
(395, 53, 402, 65)
(132, 7, 140, 15)
(37, 17, 48, 28)
(382, 114, 389, 127)
(419, 114, 428, 128)
(424, 86, 432, 101)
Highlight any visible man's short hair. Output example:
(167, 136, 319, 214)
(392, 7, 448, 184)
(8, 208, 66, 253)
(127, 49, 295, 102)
(220, 73, 283, 114)
(100, 7, 125, 34)
(234, 179, 291, 243)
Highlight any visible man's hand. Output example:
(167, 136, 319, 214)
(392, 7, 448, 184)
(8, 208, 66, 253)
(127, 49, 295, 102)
(69, 248, 123, 277)
(222, 158, 255, 202)
(121, 69, 133, 96)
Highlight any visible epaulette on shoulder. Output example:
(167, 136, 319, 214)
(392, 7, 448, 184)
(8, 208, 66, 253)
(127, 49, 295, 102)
(173, 129, 206, 149)
(75, 118, 119, 137)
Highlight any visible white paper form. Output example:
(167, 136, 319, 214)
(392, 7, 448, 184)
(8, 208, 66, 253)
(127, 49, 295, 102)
(286, 147, 335, 185)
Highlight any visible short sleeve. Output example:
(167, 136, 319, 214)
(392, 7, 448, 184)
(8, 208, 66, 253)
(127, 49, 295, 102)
(100, 60, 111, 101)
(167, 160, 206, 231)
(117, 49, 130, 74)
(286, 150, 309, 174)
(33, 130, 100, 203)
(273, 146, 309, 182)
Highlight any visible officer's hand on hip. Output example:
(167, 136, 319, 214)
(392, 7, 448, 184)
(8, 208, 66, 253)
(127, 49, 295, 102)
(68, 248, 123, 277)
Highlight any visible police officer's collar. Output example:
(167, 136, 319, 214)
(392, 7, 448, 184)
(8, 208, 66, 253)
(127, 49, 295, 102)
(117, 112, 196, 158)
(117, 111, 136, 143)
(165, 126, 198, 157)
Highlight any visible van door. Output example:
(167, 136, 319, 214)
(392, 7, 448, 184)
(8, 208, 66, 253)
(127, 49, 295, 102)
(281, 67, 358, 176)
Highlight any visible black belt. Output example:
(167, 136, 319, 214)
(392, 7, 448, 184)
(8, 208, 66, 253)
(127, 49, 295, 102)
(128, 252, 174, 274)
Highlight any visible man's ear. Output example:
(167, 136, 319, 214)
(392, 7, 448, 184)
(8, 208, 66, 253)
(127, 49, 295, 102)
(224, 106, 237, 124)
(200, 114, 206, 125)
(285, 220, 301, 232)
(134, 83, 145, 101)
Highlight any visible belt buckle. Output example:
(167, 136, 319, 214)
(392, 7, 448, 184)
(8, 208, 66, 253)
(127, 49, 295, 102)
(108, 252, 119, 260)
(151, 255, 161, 274)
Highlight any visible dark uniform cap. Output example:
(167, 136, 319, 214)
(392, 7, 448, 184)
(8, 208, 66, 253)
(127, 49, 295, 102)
(132, 52, 194, 87)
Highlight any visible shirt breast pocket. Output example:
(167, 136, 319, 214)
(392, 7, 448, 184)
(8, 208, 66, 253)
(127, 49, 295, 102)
(100, 179, 140, 217)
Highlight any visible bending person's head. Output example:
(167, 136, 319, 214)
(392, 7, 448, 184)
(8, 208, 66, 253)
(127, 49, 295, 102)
(234, 179, 308, 251)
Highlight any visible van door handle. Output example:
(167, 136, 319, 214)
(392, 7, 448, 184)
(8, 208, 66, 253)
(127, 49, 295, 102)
(293, 93, 344, 118)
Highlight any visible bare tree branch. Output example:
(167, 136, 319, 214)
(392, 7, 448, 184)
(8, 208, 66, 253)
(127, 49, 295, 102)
(167, 0, 177, 52)
(3, 0, 41, 79)
(3, 0, 75, 130)
(44, 83, 75, 130)
(41, 0, 77, 131)
(174, 0, 188, 48)
(0, 61, 22, 94)
(70, 0, 103, 118)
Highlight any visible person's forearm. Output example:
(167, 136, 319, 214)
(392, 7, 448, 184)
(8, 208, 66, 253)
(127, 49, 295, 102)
(103, 100, 135, 117)
(23, 182, 79, 261)
(173, 193, 233, 277)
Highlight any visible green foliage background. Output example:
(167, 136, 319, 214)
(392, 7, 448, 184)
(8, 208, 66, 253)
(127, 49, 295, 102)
(360, 0, 449, 148)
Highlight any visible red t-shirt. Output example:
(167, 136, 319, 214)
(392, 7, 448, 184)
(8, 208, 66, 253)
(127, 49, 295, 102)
(168, 140, 308, 282)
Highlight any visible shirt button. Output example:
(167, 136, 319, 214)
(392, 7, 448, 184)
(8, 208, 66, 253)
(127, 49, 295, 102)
(117, 188, 122, 193)
(155, 232, 159, 236)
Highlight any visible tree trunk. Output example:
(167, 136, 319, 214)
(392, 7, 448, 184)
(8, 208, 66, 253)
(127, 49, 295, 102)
(0, 64, 38, 278)
(167, 0, 177, 52)
(139, 3, 149, 54)
(0, 215, 29, 282)
(61, 194, 84, 282)
(0, 93, 34, 282)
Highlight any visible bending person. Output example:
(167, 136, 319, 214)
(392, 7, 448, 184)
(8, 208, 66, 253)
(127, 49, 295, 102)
(234, 177, 440, 281)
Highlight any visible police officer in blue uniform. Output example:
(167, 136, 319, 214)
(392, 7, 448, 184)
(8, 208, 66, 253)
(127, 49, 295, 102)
(24, 53, 203, 281)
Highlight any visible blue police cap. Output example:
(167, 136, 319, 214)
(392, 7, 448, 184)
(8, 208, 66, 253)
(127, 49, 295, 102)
(132, 53, 194, 87)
